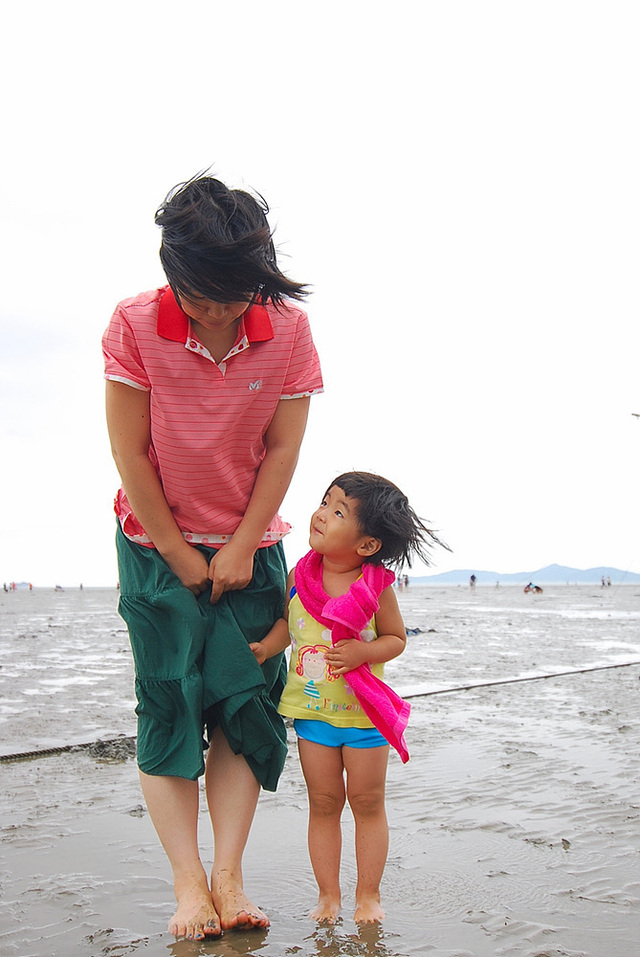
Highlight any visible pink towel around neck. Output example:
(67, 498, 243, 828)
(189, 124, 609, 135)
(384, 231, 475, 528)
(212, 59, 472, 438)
(294, 549, 410, 763)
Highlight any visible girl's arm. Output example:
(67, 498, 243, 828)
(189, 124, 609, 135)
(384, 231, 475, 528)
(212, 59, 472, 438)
(105, 380, 210, 593)
(207, 396, 310, 603)
(323, 583, 407, 675)
(249, 569, 296, 665)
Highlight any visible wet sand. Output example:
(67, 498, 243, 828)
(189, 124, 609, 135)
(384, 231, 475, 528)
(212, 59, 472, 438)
(1, 584, 639, 957)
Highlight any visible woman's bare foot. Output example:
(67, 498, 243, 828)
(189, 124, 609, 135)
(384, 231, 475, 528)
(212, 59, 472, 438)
(310, 894, 342, 923)
(169, 872, 221, 940)
(354, 895, 385, 923)
(211, 868, 269, 930)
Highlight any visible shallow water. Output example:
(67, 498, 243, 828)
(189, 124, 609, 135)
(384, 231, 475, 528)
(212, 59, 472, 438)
(1, 584, 639, 957)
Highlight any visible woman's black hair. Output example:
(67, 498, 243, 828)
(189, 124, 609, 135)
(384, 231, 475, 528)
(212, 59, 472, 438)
(325, 471, 450, 571)
(155, 173, 308, 306)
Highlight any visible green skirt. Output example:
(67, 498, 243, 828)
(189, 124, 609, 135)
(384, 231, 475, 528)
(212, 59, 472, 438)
(116, 524, 288, 791)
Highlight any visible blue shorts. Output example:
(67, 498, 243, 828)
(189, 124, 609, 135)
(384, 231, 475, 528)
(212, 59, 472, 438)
(294, 718, 387, 749)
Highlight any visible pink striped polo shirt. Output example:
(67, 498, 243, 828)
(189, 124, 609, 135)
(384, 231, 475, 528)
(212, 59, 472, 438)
(103, 286, 323, 547)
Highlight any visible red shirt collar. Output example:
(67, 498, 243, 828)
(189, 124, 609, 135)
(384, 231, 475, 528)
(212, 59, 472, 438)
(157, 287, 274, 343)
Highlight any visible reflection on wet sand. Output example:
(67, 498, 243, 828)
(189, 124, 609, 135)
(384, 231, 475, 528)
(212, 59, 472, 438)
(1, 585, 639, 956)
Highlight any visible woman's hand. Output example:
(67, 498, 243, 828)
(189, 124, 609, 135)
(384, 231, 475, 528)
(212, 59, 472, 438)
(208, 540, 255, 604)
(166, 544, 211, 596)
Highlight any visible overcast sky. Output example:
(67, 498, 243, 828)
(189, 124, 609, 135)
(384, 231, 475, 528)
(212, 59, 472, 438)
(2, 1, 639, 586)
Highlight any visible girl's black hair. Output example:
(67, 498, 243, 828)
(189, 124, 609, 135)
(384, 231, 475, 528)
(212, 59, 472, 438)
(325, 471, 450, 571)
(155, 174, 308, 306)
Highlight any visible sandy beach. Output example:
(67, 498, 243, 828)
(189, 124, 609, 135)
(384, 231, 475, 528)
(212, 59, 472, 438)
(1, 583, 639, 957)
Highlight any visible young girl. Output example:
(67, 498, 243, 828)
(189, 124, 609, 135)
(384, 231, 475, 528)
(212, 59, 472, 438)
(251, 471, 445, 923)
(103, 174, 322, 941)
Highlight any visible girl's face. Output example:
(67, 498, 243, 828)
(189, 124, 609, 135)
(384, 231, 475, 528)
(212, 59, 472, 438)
(177, 292, 251, 332)
(309, 485, 372, 562)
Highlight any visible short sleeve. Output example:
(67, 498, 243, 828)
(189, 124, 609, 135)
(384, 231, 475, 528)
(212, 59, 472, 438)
(281, 310, 323, 399)
(102, 304, 151, 391)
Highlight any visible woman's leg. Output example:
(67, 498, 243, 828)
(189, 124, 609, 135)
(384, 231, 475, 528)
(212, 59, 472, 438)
(138, 771, 221, 940)
(343, 745, 389, 922)
(205, 726, 269, 929)
(298, 737, 346, 922)
(117, 533, 218, 938)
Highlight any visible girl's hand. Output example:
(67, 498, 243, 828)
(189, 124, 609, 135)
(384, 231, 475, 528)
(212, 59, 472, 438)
(249, 642, 267, 665)
(166, 545, 211, 596)
(324, 639, 369, 675)
(208, 541, 255, 604)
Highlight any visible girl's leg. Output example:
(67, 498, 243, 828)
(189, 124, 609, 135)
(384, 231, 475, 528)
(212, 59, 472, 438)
(205, 726, 269, 929)
(298, 737, 346, 922)
(138, 771, 221, 940)
(343, 745, 390, 922)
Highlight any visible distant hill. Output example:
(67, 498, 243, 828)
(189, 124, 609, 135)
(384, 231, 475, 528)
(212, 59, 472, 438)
(411, 564, 640, 585)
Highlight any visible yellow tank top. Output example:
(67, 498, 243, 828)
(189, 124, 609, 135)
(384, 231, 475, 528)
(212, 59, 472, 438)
(277, 590, 384, 728)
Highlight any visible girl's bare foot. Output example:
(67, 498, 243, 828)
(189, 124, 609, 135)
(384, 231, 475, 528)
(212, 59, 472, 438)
(354, 896, 385, 923)
(310, 895, 342, 923)
(211, 868, 269, 930)
(169, 873, 221, 940)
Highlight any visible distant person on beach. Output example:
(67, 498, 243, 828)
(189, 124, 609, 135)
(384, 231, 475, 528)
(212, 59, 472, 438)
(250, 471, 447, 923)
(103, 174, 322, 941)
(470, 574, 476, 589)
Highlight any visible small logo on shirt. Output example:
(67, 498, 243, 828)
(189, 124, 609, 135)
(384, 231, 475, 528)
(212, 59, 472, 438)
(249, 380, 263, 391)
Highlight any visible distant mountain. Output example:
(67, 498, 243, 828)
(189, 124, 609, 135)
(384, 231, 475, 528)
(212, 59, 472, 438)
(411, 564, 640, 585)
